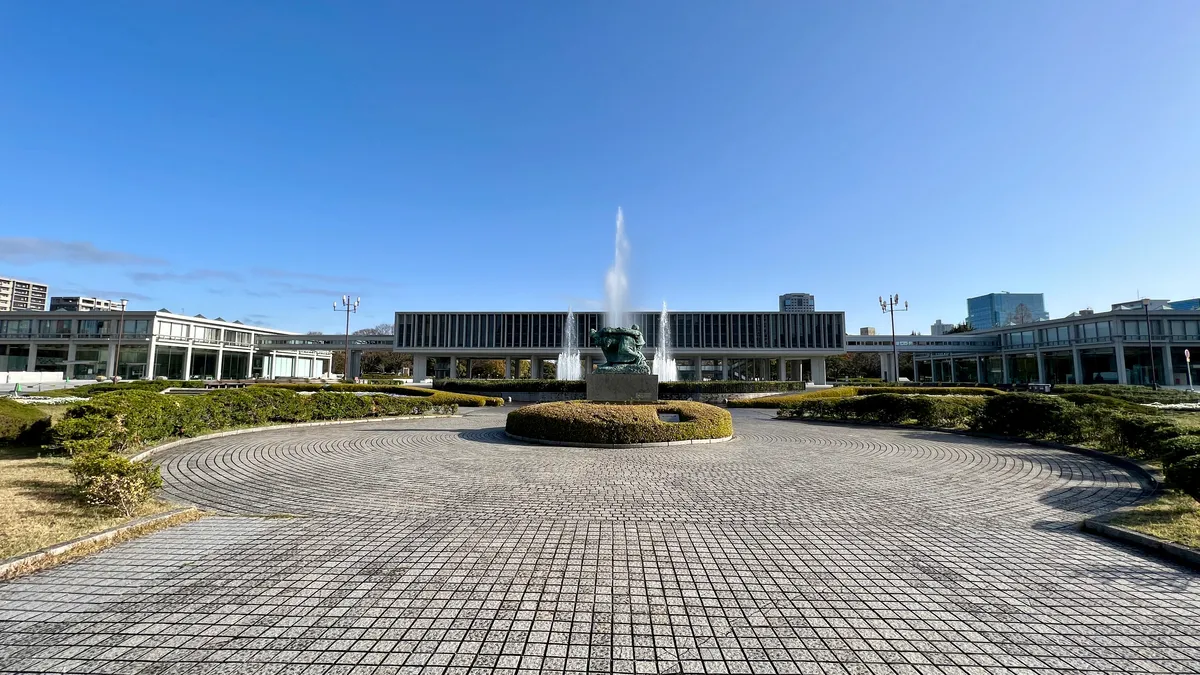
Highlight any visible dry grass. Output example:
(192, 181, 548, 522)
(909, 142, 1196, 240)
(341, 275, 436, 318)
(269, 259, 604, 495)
(0, 445, 177, 560)
(32, 403, 72, 424)
(1108, 490, 1200, 550)
(1162, 411, 1200, 432)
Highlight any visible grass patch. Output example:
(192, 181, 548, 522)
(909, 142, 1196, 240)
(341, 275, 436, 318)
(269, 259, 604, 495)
(0, 445, 178, 560)
(32, 403, 72, 424)
(1107, 490, 1200, 550)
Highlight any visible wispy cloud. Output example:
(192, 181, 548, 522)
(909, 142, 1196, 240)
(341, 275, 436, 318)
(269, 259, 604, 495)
(0, 238, 165, 265)
(252, 268, 400, 289)
(129, 269, 243, 283)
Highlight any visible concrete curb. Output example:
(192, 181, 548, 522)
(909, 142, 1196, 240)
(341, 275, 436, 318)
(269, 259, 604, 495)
(1080, 517, 1200, 571)
(0, 507, 198, 581)
(505, 431, 734, 449)
(130, 415, 461, 461)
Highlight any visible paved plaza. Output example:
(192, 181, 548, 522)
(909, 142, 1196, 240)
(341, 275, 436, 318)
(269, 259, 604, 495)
(1, 407, 1198, 674)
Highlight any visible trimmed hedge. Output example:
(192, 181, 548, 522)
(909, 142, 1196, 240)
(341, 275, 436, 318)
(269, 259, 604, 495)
(54, 389, 454, 454)
(505, 401, 733, 445)
(252, 383, 503, 407)
(727, 387, 862, 408)
(1055, 384, 1200, 405)
(971, 394, 1085, 443)
(38, 380, 206, 398)
(859, 387, 1001, 397)
(780, 394, 986, 428)
(0, 398, 52, 446)
(433, 379, 808, 395)
(1164, 455, 1200, 502)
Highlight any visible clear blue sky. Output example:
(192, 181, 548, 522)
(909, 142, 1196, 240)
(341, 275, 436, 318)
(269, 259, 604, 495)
(2, 1, 1197, 334)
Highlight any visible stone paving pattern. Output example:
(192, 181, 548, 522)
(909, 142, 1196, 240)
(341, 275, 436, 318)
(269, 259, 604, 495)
(1, 407, 1198, 674)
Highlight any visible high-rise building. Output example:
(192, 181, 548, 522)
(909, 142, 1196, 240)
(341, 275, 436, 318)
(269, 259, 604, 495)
(49, 296, 124, 312)
(930, 320, 948, 336)
(966, 292, 1048, 330)
(779, 293, 815, 313)
(1167, 298, 1200, 311)
(859, 327, 876, 336)
(0, 277, 49, 311)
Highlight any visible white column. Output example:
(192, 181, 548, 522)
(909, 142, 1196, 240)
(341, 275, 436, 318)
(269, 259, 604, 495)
(949, 357, 958, 383)
(146, 336, 158, 379)
(246, 350, 254, 379)
(930, 358, 937, 383)
(26, 343, 37, 372)
(976, 356, 985, 384)
(215, 347, 224, 380)
(183, 344, 193, 380)
(448, 356, 458, 379)
(1114, 340, 1127, 384)
(66, 343, 77, 380)
(776, 357, 784, 381)
(1071, 347, 1083, 385)
(695, 355, 703, 382)
(880, 353, 889, 381)
(812, 357, 827, 385)
(531, 356, 540, 379)
(106, 343, 117, 377)
(411, 354, 427, 381)
(503, 357, 511, 378)
(1162, 345, 1174, 386)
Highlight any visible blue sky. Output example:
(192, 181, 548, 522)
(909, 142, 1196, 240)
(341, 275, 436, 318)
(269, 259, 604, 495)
(1, 1, 1198, 334)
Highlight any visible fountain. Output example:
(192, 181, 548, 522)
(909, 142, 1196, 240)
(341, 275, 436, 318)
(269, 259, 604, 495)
(556, 309, 583, 381)
(653, 301, 677, 382)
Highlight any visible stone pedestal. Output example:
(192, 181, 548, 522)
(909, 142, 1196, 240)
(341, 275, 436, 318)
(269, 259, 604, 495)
(586, 373, 658, 402)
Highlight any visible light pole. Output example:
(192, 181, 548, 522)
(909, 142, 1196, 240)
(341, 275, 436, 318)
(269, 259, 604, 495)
(1143, 298, 1158, 389)
(113, 298, 128, 381)
(880, 294, 909, 382)
(334, 295, 360, 382)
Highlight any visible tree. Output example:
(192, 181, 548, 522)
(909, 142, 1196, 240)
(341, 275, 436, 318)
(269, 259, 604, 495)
(352, 322, 393, 336)
(826, 353, 881, 380)
(305, 330, 324, 335)
(472, 359, 506, 379)
(1009, 304, 1034, 325)
(945, 321, 973, 334)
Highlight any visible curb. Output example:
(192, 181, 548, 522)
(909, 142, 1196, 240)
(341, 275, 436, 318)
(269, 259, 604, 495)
(130, 414, 461, 461)
(505, 431, 734, 449)
(0, 507, 199, 581)
(1080, 517, 1200, 571)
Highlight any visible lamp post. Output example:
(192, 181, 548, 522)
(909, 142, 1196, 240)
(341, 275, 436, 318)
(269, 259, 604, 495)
(113, 299, 128, 381)
(880, 294, 909, 382)
(334, 295, 360, 382)
(1143, 298, 1158, 389)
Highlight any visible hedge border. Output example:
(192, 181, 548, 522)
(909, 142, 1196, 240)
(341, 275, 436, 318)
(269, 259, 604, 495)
(130, 414, 459, 462)
(505, 431, 734, 449)
(0, 507, 201, 581)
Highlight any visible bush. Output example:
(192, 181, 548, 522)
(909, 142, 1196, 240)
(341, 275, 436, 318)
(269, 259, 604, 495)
(56, 390, 182, 453)
(859, 387, 1001, 397)
(71, 451, 163, 517)
(779, 394, 984, 428)
(971, 394, 1085, 443)
(1106, 413, 1190, 459)
(433, 379, 808, 396)
(0, 399, 51, 446)
(1056, 384, 1200, 405)
(505, 401, 732, 445)
(1164, 455, 1200, 503)
(727, 387, 859, 408)
(1160, 436, 1200, 466)
(38, 380, 204, 398)
(1055, 392, 1144, 411)
(254, 383, 502, 407)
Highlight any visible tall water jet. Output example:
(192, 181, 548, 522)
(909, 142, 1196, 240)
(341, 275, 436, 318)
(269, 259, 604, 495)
(556, 309, 583, 380)
(604, 207, 630, 329)
(653, 301, 677, 381)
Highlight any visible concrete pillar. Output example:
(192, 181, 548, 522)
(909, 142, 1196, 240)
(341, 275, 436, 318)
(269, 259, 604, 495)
(812, 357, 827, 385)
(976, 356, 985, 384)
(26, 343, 37, 372)
(1035, 350, 1045, 384)
(776, 357, 784, 381)
(1071, 347, 1083, 386)
(929, 358, 937, 383)
(349, 351, 362, 381)
(146, 337, 157, 379)
(66, 343, 77, 380)
(503, 358, 511, 378)
(106, 343, 117, 378)
(880, 353, 891, 381)
(246, 350, 254, 379)
(467, 359, 474, 379)
(411, 354, 427, 381)
(695, 355, 703, 382)
(183, 344, 193, 380)
(448, 356, 458, 379)
(1114, 341, 1128, 384)
(531, 356, 541, 379)
(1001, 354, 1010, 384)
(1163, 345, 1174, 386)
(215, 347, 224, 380)
(949, 358, 958, 383)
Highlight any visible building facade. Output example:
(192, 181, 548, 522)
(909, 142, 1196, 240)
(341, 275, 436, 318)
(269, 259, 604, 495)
(966, 292, 1048, 330)
(0, 277, 49, 312)
(0, 310, 330, 380)
(778, 293, 815, 313)
(859, 327, 876, 336)
(395, 310, 846, 383)
(930, 320, 948, 336)
(48, 296, 124, 312)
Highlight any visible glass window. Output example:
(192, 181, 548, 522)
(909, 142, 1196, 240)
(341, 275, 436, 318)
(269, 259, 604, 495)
(123, 319, 150, 335)
(78, 319, 111, 336)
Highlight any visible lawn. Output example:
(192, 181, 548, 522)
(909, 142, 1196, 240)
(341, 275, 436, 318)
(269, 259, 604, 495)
(0, 445, 177, 560)
(1108, 490, 1200, 550)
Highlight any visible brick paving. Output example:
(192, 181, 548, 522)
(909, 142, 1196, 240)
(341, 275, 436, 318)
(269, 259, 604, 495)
(1, 407, 1198, 674)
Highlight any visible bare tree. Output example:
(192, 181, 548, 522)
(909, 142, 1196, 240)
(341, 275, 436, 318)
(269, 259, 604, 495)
(352, 322, 394, 336)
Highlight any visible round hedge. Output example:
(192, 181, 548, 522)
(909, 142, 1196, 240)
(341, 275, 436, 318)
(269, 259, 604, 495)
(505, 401, 733, 446)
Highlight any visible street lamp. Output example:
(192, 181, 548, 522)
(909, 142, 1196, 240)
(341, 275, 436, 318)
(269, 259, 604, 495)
(1143, 298, 1158, 389)
(113, 299, 128, 381)
(334, 295, 360, 382)
(880, 294, 909, 383)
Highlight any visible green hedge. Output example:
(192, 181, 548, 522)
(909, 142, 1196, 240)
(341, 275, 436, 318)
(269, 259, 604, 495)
(860, 387, 1002, 397)
(971, 394, 1086, 443)
(1164, 455, 1200, 502)
(781, 394, 986, 428)
(727, 387, 862, 408)
(252, 383, 503, 407)
(433, 379, 807, 395)
(505, 401, 733, 445)
(0, 399, 52, 446)
(38, 380, 206, 398)
(53, 389, 454, 454)
(1055, 384, 1200, 405)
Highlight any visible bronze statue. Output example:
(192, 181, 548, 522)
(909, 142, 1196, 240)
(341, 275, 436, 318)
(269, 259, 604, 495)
(590, 324, 650, 374)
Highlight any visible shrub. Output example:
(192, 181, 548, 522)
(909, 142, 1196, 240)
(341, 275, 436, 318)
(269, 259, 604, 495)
(253, 383, 502, 407)
(859, 387, 1001, 397)
(1055, 392, 1144, 411)
(779, 394, 984, 428)
(505, 401, 732, 445)
(56, 390, 182, 453)
(434, 379, 808, 395)
(1164, 455, 1200, 503)
(1056, 384, 1200, 405)
(1160, 436, 1200, 466)
(71, 451, 163, 517)
(971, 394, 1085, 443)
(727, 387, 859, 409)
(1106, 413, 1189, 459)
(38, 380, 204, 398)
(0, 399, 51, 446)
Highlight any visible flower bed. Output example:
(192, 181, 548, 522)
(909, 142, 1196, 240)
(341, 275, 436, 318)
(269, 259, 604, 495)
(505, 401, 733, 446)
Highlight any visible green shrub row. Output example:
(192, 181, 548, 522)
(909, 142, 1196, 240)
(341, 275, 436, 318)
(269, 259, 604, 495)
(0, 398, 52, 446)
(38, 380, 206, 398)
(71, 450, 163, 517)
(252, 383, 503, 407)
(1055, 384, 1200, 405)
(859, 387, 1003, 397)
(505, 401, 733, 445)
(433, 379, 808, 394)
(54, 389, 455, 454)
(728, 387, 862, 408)
(781, 394, 987, 429)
